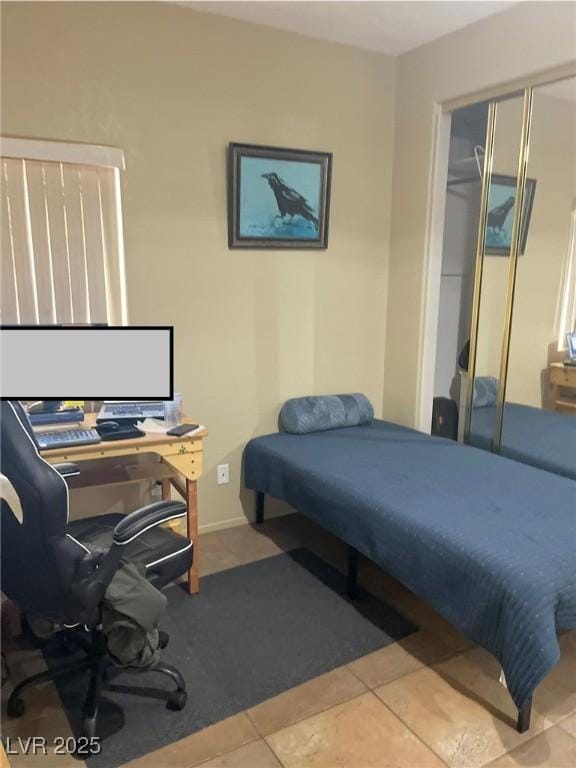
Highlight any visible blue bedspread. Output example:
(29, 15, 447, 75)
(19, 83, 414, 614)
(470, 403, 576, 480)
(244, 420, 576, 709)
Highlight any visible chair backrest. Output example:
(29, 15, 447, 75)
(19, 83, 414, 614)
(0, 401, 88, 622)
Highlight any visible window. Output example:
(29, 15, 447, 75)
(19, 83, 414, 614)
(1, 138, 127, 325)
(557, 205, 576, 350)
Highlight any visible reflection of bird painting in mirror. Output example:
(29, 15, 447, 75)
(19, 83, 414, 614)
(261, 173, 318, 228)
(487, 196, 515, 232)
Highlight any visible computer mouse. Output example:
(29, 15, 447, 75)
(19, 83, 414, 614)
(97, 421, 120, 434)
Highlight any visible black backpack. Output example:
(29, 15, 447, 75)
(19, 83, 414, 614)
(431, 397, 458, 441)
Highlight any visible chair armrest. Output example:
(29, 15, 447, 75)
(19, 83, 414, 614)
(113, 500, 187, 545)
(52, 462, 80, 478)
(67, 500, 187, 625)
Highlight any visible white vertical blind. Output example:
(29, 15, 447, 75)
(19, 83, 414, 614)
(44, 160, 74, 323)
(1, 174, 19, 321)
(25, 161, 57, 323)
(0, 140, 127, 326)
(2, 159, 38, 323)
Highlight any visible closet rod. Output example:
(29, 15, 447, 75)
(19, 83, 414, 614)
(447, 177, 482, 187)
(447, 145, 485, 187)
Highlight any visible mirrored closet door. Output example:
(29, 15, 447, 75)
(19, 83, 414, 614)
(464, 79, 576, 478)
(466, 93, 525, 452)
(500, 78, 576, 478)
(433, 75, 576, 479)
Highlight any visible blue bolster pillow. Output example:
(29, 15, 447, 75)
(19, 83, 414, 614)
(280, 393, 374, 434)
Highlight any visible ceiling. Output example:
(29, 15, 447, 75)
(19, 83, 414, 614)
(187, 1, 518, 56)
(540, 77, 576, 101)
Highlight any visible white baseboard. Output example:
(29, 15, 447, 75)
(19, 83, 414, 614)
(199, 516, 250, 534)
(198, 507, 291, 534)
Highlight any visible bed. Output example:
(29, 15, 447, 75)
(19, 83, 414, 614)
(244, 419, 576, 730)
(470, 402, 576, 480)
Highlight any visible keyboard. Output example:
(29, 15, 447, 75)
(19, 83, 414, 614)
(36, 428, 102, 450)
(109, 404, 160, 416)
(98, 402, 165, 424)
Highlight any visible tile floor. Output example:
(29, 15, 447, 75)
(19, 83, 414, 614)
(2, 513, 575, 768)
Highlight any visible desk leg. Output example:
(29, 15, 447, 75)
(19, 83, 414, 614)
(551, 381, 558, 411)
(186, 479, 199, 594)
(1, 739, 10, 768)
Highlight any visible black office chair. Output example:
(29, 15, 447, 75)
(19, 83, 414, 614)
(0, 400, 193, 740)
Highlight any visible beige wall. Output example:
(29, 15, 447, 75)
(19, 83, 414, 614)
(3, 1, 575, 530)
(1, 2, 396, 530)
(476, 89, 576, 408)
(384, 1, 576, 428)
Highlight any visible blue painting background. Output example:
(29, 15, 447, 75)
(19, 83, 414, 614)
(486, 182, 517, 249)
(239, 156, 322, 239)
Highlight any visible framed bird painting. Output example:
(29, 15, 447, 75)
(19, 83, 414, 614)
(228, 143, 332, 249)
(485, 174, 536, 255)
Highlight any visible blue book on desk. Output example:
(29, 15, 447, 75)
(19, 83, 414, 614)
(29, 408, 84, 426)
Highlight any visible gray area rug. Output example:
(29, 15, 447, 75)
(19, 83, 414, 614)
(46, 548, 416, 767)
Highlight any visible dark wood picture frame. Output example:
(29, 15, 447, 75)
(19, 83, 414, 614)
(228, 143, 332, 249)
(485, 174, 537, 256)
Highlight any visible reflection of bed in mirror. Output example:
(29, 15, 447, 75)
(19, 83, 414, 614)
(450, 78, 576, 482)
(470, 401, 576, 480)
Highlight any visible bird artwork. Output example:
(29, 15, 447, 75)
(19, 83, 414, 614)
(487, 195, 515, 233)
(261, 172, 318, 229)
(229, 143, 331, 248)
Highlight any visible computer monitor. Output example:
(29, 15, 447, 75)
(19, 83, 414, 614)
(1, 325, 172, 400)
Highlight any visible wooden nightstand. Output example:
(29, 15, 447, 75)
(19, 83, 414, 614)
(549, 362, 576, 413)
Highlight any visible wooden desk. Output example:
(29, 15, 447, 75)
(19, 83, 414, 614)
(549, 362, 576, 413)
(41, 415, 207, 594)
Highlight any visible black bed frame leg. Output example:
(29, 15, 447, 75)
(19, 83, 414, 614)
(256, 492, 265, 525)
(517, 696, 532, 733)
(347, 546, 358, 600)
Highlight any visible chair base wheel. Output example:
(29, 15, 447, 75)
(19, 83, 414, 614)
(166, 690, 187, 711)
(83, 716, 97, 739)
(7, 697, 25, 718)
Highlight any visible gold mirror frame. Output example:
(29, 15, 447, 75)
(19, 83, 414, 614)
(493, 89, 534, 452)
(463, 101, 497, 444)
(463, 88, 534, 452)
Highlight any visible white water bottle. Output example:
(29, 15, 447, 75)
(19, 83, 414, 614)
(164, 392, 182, 427)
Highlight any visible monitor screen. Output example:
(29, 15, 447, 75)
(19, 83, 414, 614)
(567, 331, 576, 360)
(0, 326, 173, 400)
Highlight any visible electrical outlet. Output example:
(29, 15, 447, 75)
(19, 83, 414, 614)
(217, 464, 229, 485)
(151, 481, 163, 501)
